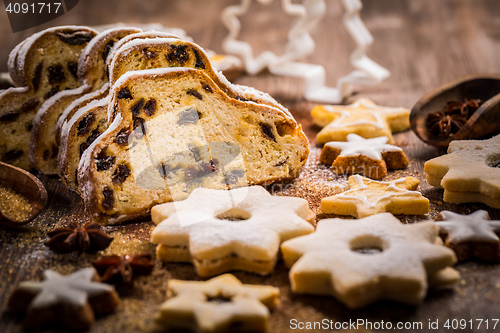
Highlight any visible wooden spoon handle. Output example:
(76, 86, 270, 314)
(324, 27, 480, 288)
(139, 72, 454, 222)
(0, 162, 48, 226)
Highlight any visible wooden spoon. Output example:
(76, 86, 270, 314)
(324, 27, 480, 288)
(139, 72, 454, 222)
(410, 74, 500, 147)
(0, 161, 48, 227)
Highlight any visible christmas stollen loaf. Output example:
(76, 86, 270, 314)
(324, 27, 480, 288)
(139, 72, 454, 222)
(0, 26, 97, 169)
(78, 68, 309, 224)
(29, 27, 141, 174)
(59, 36, 288, 193)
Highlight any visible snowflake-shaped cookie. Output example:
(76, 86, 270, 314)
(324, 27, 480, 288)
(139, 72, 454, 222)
(151, 186, 314, 277)
(435, 210, 500, 261)
(8, 268, 119, 330)
(281, 213, 458, 309)
(321, 175, 429, 218)
(312, 98, 410, 144)
(221, 0, 389, 103)
(156, 274, 279, 333)
(424, 134, 500, 208)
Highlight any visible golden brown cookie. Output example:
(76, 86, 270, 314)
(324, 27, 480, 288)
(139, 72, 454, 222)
(320, 133, 408, 180)
(311, 98, 410, 144)
(321, 175, 429, 218)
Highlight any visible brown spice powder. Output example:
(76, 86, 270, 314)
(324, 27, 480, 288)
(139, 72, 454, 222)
(0, 185, 32, 222)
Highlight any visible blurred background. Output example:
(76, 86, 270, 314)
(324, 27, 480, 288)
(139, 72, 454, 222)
(1, 0, 499, 107)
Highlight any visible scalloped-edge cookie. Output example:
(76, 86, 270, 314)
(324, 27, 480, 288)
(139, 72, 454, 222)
(156, 274, 279, 333)
(320, 133, 408, 180)
(7, 267, 120, 331)
(281, 213, 458, 309)
(321, 175, 429, 218)
(435, 210, 500, 261)
(311, 98, 410, 144)
(424, 134, 500, 208)
(151, 186, 314, 276)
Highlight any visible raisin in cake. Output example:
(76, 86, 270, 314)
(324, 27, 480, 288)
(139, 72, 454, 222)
(0, 26, 97, 169)
(59, 92, 110, 192)
(55, 31, 182, 141)
(108, 38, 288, 116)
(29, 27, 141, 174)
(78, 68, 309, 224)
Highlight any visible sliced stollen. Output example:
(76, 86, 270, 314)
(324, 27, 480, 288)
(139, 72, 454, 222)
(29, 27, 141, 174)
(57, 32, 185, 191)
(0, 26, 97, 169)
(78, 68, 309, 224)
(59, 36, 288, 194)
(107, 37, 288, 116)
(55, 31, 183, 141)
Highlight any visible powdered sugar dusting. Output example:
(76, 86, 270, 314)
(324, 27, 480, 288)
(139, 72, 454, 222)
(269, 145, 347, 216)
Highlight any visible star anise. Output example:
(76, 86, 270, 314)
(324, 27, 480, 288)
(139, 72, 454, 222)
(426, 98, 483, 138)
(45, 222, 113, 254)
(92, 253, 155, 287)
(443, 98, 483, 118)
(426, 111, 467, 138)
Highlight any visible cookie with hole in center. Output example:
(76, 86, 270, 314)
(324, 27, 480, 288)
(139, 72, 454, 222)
(424, 134, 500, 208)
(320, 134, 408, 180)
(321, 175, 429, 218)
(281, 213, 458, 309)
(151, 186, 314, 277)
(435, 210, 500, 261)
(156, 274, 279, 333)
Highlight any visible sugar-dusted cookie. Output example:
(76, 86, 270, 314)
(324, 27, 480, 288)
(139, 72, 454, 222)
(321, 175, 429, 218)
(281, 213, 458, 309)
(320, 134, 408, 180)
(424, 134, 500, 208)
(435, 210, 500, 261)
(151, 186, 314, 277)
(8, 268, 120, 331)
(156, 274, 279, 333)
(311, 98, 410, 144)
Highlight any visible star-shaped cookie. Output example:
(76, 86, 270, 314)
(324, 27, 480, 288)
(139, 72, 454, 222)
(280, 213, 458, 309)
(156, 274, 279, 333)
(151, 186, 315, 277)
(8, 268, 120, 331)
(321, 175, 429, 218)
(320, 133, 408, 179)
(424, 134, 500, 208)
(312, 98, 410, 144)
(435, 210, 500, 261)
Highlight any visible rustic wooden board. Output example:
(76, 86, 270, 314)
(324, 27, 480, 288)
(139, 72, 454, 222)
(1, 0, 500, 332)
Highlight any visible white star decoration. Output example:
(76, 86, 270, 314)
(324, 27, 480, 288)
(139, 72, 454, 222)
(18, 268, 113, 308)
(324, 134, 402, 160)
(221, 0, 389, 103)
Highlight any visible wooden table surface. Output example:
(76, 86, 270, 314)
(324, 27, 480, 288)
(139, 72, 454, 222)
(1, 0, 500, 332)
